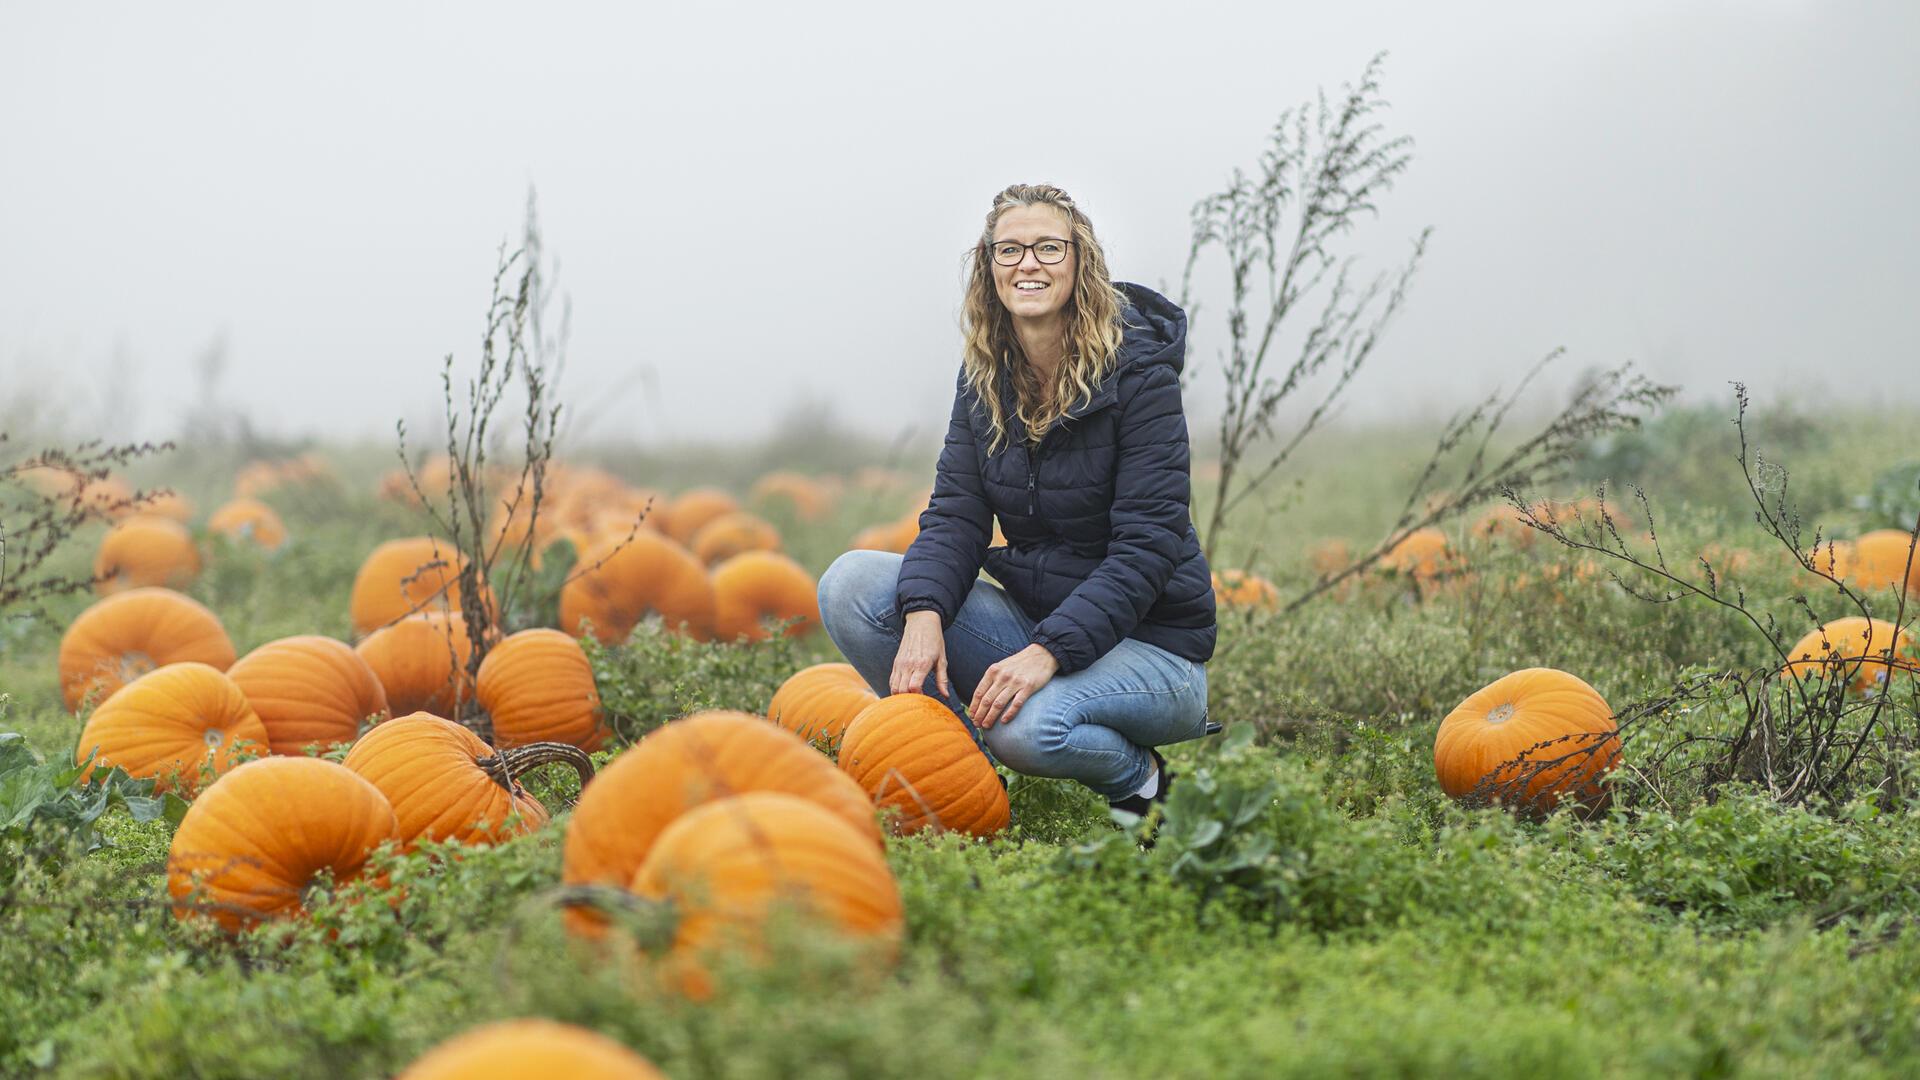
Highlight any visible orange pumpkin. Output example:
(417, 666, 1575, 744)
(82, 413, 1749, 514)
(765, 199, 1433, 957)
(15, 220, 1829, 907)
(342, 712, 589, 846)
(1783, 617, 1917, 694)
(139, 489, 195, 523)
(749, 471, 832, 521)
(710, 551, 820, 642)
(587, 487, 667, 538)
(76, 662, 269, 795)
(475, 628, 607, 749)
(1801, 539, 1855, 580)
(559, 530, 717, 643)
(206, 497, 288, 550)
(227, 636, 389, 755)
(663, 487, 741, 545)
(851, 515, 919, 555)
(1382, 527, 1455, 584)
(1849, 530, 1920, 597)
(767, 663, 877, 742)
(631, 793, 903, 992)
(1433, 668, 1619, 814)
(396, 1020, 664, 1080)
(93, 516, 200, 595)
(1469, 503, 1537, 547)
(690, 511, 781, 565)
(562, 710, 881, 937)
(349, 536, 491, 636)
(1210, 569, 1279, 611)
(167, 756, 398, 931)
(58, 588, 236, 712)
(355, 613, 480, 718)
(838, 694, 1008, 837)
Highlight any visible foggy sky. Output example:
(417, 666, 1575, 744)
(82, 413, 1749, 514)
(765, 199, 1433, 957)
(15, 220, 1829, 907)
(2, 1, 1915, 448)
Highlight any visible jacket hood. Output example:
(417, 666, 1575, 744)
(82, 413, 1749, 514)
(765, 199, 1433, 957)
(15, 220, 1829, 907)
(1113, 281, 1188, 375)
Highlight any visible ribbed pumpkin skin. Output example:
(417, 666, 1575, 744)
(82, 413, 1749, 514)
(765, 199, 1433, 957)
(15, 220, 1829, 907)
(342, 712, 546, 846)
(1849, 530, 1920, 597)
(355, 614, 477, 718)
(1434, 668, 1619, 813)
(632, 792, 903, 969)
(664, 487, 741, 545)
(206, 497, 288, 550)
(768, 663, 877, 742)
(93, 516, 200, 595)
(58, 588, 235, 712)
(1784, 617, 1917, 694)
(690, 511, 782, 566)
(839, 694, 1010, 837)
(475, 629, 606, 749)
(397, 1019, 665, 1080)
(77, 662, 269, 795)
(559, 531, 716, 644)
(710, 551, 820, 643)
(167, 757, 398, 932)
(349, 536, 490, 636)
(562, 710, 881, 936)
(228, 636, 389, 755)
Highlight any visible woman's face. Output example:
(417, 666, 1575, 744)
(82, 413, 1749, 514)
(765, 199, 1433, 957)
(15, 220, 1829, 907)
(990, 205, 1077, 322)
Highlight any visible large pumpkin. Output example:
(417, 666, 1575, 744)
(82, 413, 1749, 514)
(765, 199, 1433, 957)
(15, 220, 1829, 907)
(710, 551, 820, 642)
(93, 516, 200, 595)
(475, 628, 607, 749)
(349, 536, 491, 636)
(206, 497, 288, 550)
(343, 712, 590, 846)
(767, 663, 877, 742)
(631, 793, 903, 992)
(690, 511, 781, 566)
(396, 1020, 664, 1080)
(663, 487, 741, 545)
(58, 588, 235, 712)
(559, 530, 716, 643)
(355, 613, 479, 718)
(1849, 530, 1920, 598)
(76, 662, 269, 795)
(227, 636, 389, 755)
(838, 694, 1009, 837)
(1433, 668, 1619, 814)
(167, 756, 398, 932)
(1783, 617, 1917, 694)
(562, 710, 880, 936)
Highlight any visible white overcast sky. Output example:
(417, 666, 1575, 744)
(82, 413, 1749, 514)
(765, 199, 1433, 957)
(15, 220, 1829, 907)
(2, 1, 1914, 447)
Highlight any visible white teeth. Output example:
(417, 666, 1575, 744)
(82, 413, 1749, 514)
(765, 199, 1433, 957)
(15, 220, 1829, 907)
(1016, 282, 1046, 290)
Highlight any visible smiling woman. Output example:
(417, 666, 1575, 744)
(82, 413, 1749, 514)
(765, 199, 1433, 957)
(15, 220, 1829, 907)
(817, 183, 1217, 821)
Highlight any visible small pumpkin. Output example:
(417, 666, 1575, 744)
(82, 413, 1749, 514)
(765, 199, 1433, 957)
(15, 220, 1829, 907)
(227, 636, 389, 755)
(1801, 538, 1855, 580)
(58, 588, 236, 712)
(167, 756, 398, 931)
(710, 551, 820, 642)
(475, 628, 607, 749)
(139, 489, 195, 523)
(1210, 569, 1279, 611)
(343, 712, 591, 846)
(850, 515, 919, 555)
(559, 530, 717, 643)
(1849, 529, 1920, 598)
(206, 497, 288, 550)
(838, 694, 1009, 837)
(663, 487, 741, 545)
(349, 536, 491, 636)
(76, 662, 269, 795)
(355, 613, 480, 718)
(562, 710, 880, 937)
(690, 511, 781, 566)
(396, 1020, 664, 1080)
(1382, 527, 1455, 584)
(1783, 617, 1917, 694)
(1433, 668, 1619, 815)
(93, 516, 200, 595)
(767, 662, 877, 742)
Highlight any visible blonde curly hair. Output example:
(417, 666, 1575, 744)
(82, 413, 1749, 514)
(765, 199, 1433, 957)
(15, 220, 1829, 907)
(961, 184, 1129, 453)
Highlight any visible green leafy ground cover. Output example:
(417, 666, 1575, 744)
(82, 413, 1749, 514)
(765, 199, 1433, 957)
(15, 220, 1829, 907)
(2, 403, 1919, 1078)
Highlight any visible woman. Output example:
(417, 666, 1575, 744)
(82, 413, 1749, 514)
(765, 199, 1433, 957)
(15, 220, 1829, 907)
(818, 183, 1215, 816)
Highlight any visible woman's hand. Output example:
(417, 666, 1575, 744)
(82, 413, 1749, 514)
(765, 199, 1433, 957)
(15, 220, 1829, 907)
(891, 610, 950, 697)
(970, 644, 1059, 729)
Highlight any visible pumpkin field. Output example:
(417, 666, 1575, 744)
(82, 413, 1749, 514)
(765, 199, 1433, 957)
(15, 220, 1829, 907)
(0, 395, 1915, 1079)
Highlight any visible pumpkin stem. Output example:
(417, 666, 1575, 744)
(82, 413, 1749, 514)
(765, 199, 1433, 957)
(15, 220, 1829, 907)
(480, 741, 596, 806)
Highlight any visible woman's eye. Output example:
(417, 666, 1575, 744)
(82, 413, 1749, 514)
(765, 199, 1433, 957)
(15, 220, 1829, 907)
(1037, 242, 1064, 256)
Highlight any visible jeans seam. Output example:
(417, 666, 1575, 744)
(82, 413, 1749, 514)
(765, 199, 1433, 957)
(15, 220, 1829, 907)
(951, 615, 1029, 658)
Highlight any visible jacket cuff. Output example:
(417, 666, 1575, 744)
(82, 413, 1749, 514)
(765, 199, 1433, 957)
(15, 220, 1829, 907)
(900, 598, 953, 629)
(1030, 631, 1081, 676)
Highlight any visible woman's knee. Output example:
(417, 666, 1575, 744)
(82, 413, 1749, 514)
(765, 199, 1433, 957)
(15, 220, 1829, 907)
(817, 549, 904, 637)
(981, 707, 1073, 778)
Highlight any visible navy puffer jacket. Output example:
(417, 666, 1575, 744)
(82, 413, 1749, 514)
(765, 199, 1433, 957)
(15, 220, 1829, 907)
(896, 281, 1216, 674)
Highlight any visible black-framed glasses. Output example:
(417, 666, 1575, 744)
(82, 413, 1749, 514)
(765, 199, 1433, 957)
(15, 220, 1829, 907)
(989, 237, 1076, 266)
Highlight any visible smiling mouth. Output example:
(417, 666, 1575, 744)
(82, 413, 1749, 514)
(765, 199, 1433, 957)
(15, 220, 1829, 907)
(1014, 282, 1049, 293)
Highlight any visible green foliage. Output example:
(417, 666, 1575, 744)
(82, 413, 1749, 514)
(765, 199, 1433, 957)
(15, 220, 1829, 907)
(584, 620, 811, 741)
(0, 727, 185, 885)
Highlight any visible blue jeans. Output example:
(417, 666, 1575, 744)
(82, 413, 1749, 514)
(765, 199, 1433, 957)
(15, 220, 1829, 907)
(817, 550, 1210, 800)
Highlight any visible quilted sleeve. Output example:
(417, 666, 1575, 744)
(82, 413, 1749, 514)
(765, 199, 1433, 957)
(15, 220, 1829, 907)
(895, 374, 992, 627)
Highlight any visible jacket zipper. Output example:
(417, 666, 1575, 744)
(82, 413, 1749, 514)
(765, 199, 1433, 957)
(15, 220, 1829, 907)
(1027, 444, 1042, 601)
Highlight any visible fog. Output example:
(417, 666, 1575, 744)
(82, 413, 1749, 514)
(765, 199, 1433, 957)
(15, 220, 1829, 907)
(2, 1, 1914, 448)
